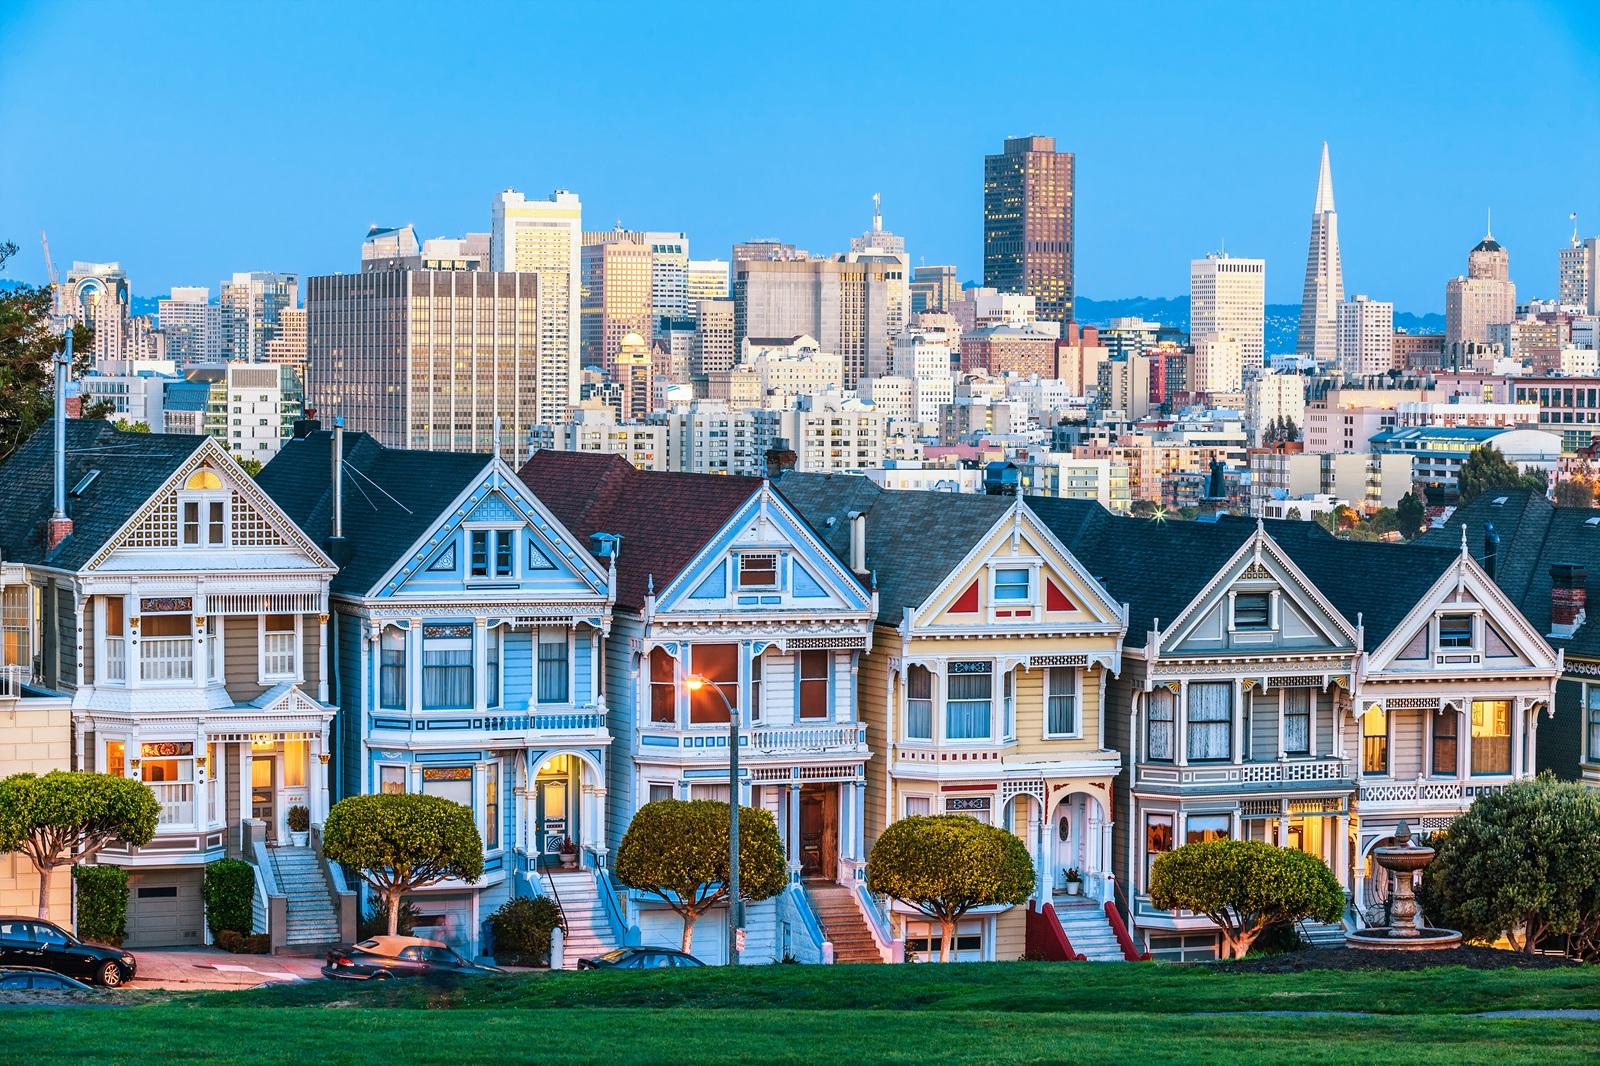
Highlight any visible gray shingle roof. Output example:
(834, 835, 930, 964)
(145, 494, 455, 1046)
(256, 431, 490, 596)
(0, 420, 205, 570)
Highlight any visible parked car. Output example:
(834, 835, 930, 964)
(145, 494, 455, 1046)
(322, 935, 505, 981)
(0, 917, 136, 987)
(0, 966, 96, 992)
(577, 947, 705, 970)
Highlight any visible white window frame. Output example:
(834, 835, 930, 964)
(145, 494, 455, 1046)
(257, 613, 302, 684)
(904, 664, 935, 743)
(465, 525, 518, 582)
(902, 793, 934, 818)
(1228, 588, 1276, 632)
(735, 551, 780, 591)
(1043, 667, 1082, 739)
(179, 492, 231, 548)
(1435, 610, 1479, 654)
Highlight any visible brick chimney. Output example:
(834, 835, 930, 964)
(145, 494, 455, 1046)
(1550, 563, 1587, 638)
(46, 515, 74, 552)
(764, 437, 797, 478)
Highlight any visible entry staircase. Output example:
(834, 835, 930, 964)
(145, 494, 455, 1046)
(267, 845, 342, 949)
(1298, 918, 1349, 948)
(1051, 897, 1128, 961)
(806, 881, 883, 963)
(545, 868, 619, 969)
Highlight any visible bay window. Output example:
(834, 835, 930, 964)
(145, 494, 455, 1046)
(1282, 689, 1311, 755)
(484, 763, 500, 851)
(1046, 668, 1077, 737)
(379, 628, 406, 709)
(689, 643, 738, 724)
(537, 628, 568, 704)
(749, 654, 763, 721)
(1186, 682, 1232, 762)
(421, 766, 473, 806)
(946, 661, 992, 740)
(1146, 688, 1175, 761)
(421, 628, 473, 709)
(1470, 699, 1511, 775)
(378, 765, 406, 794)
(798, 650, 829, 719)
(487, 627, 502, 708)
(906, 665, 933, 740)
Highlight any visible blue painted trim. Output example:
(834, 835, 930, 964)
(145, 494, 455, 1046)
(595, 867, 639, 947)
(417, 750, 485, 762)
(790, 883, 829, 957)
(640, 734, 679, 748)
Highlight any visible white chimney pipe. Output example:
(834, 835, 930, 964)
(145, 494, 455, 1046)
(848, 510, 866, 575)
(332, 416, 344, 540)
(52, 329, 71, 523)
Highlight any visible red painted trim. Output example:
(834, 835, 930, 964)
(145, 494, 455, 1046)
(1047, 578, 1076, 613)
(950, 580, 980, 614)
(1025, 902, 1086, 962)
(939, 783, 995, 792)
(1105, 899, 1151, 961)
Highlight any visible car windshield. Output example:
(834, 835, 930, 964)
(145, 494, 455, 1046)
(595, 948, 633, 963)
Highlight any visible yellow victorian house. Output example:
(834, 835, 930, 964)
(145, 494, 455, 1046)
(778, 474, 1131, 961)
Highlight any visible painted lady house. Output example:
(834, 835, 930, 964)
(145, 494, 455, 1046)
(0, 420, 340, 949)
(258, 423, 614, 957)
(520, 452, 877, 965)
(780, 475, 1133, 963)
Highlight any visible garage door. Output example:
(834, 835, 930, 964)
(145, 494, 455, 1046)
(124, 870, 205, 948)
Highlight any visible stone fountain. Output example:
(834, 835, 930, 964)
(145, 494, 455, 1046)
(1346, 821, 1462, 950)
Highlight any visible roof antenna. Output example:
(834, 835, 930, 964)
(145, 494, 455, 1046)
(1485, 207, 1493, 239)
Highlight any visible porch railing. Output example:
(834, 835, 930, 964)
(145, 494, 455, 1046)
(1358, 778, 1510, 804)
(1241, 758, 1349, 784)
(0, 664, 24, 698)
(151, 781, 195, 827)
(104, 637, 127, 682)
(139, 638, 195, 682)
(752, 723, 867, 754)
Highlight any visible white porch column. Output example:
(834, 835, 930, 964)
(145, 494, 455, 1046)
(237, 742, 253, 843)
(1099, 818, 1114, 902)
(1457, 707, 1469, 780)
(1175, 681, 1189, 767)
(193, 726, 210, 829)
(406, 620, 422, 714)
(1231, 680, 1244, 763)
(192, 602, 206, 690)
(786, 783, 801, 878)
(590, 785, 608, 866)
(853, 779, 867, 866)
(472, 618, 488, 714)
(1277, 800, 1291, 847)
(317, 612, 329, 703)
(309, 733, 327, 827)
(1276, 689, 1286, 758)
(1336, 813, 1351, 891)
(1032, 799, 1048, 901)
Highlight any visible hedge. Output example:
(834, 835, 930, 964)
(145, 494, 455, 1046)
(203, 858, 257, 937)
(488, 895, 562, 964)
(72, 865, 129, 944)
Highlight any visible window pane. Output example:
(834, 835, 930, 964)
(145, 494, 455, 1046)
(1439, 614, 1474, 649)
(689, 644, 738, 723)
(993, 569, 1029, 601)
(537, 630, 569, 704)
(1234, 592, 1270, 628)
(208, 501, 226, 545)
(470, 531, 489, 577)
(799, 650, 829, 719)
(380, 629, 406, 709)
(1047, 668, 1076, 735)
(1363, 707, 1388, 774)
(182, 501, 200, 545)
(1185, 814, 1230, 844)
(1470, 700, 1511, 774)
(649, 648, 676, 724)
(494, 531, 513, 576)
(906, 665, 932, 739)
(1282, 689, 1311, 754)
(422, 644, 473, 709)
(1147, 688, 1174, 760)
(738, 553, 778, 589)
(946, 663, 991, 739)
(1432, 712, 1458, 776)
(1144, 813, 1174, 888)
(1186, 683, 1231, 761)
(487, 630, 501, 708)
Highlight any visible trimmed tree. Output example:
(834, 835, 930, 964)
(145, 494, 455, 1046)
(1418, 775, 1600, 956)
(613, 799, 786, 953)
(866, 815, 1035, 962)
(1149, 839, 1343, 959)
(1396, 490, 1426, 539)
(0, 771, 159, 921)
(321, 793, 484, 936)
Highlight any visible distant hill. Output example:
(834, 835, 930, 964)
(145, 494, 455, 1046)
(1076, 296, 1445, 357)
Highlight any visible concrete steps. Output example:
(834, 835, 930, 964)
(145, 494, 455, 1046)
(268, 846, 341, 948)
(544, 869, 618, 969)
(1051, 898, 1128, 962)
(806, 882, 883, 964)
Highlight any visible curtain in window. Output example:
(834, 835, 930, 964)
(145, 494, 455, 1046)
(1470, 700, 1511, 774)
(1047, 668, 1077, 735)
(1147, 688, 1175, 760)
(906, 665, 933, 740)
(1363, 707, 1389, 775)
(380, 629, 406, 709)
(538, 630, 569, 704)
(487, 629, 502, 708)
(1282, 689, 1311, 754)
(422, 643, 473, 709)
(946, 666, 992, 740)
(1186, 683, 1232, 761)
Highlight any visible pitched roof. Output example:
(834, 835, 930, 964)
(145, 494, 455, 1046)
(517, 451, 761, 610)
(0, 419, 205, 570)
(256, 430, 490, 595)
(774, 473, 1012, 625)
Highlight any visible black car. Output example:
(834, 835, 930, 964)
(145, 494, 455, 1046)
(322, 935, 505, 980)
(0, 917, 136, 987)
(577, 947, 705, 970)
(0, 966, 96, 992)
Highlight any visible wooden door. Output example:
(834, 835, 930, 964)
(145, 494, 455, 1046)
(799, 784, 838, 881)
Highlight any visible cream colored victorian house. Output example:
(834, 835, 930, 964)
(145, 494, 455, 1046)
(782, 475, 1129, 962)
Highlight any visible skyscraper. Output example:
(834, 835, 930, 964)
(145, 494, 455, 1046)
(1189, 253, 1265, 376)
(846, 195, 910, 368)
(733, 258, 892, 386)
(1296, 143, 1344, 363)
(580, 229, 654, 376)
(909, 265, 960, 313)
(686, 260, 730, 309)
(491, 188, 582, 422)
(645, 231, 689, 335)
(1445, 224, 1516, 348)
(1558, 215, 1588, 309)
(158, 286, 221, 367)
(1336, 295, 1395, 378)
(219, 271, 298, 363)
(983, 135, 1074, 325)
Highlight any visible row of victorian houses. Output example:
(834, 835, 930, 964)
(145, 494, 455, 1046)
(0, 418, 1591, 964)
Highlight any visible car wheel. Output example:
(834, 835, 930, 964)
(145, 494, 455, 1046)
(98, 962, 126, 988)
(373, 970, 394, 981)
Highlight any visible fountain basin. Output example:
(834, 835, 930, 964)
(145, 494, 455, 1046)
(1346, 927, 1463, 951)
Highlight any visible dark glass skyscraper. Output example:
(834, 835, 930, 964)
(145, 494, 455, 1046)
(983, 135, 1075, 325)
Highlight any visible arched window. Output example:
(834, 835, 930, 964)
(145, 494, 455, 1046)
(185, 469, 223, 491)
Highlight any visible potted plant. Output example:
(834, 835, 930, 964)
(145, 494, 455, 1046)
(287, 805, 311, 848)
(1064, 867, 1083, 896)
(557, 836, 578, 869)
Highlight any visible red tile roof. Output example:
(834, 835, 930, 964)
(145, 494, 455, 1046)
(518, 451, 762, 610)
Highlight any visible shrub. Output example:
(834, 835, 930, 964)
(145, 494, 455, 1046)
(72, 865, 128, 944)
(216, 930, 270, 954)
(1149, 839, 1344, 959)
(287, 805, 310, 833)
(359, 899, 421, 940)
(866, 815, 1035, 962)
(322, 794, 483, 936)
(1419, 775, 1600, 957)
(202, 859, 257, 938)
(488, 895, 562, 964)
(615, 800, 785, 953)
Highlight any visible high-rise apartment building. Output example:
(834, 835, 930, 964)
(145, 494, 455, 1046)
(158, 286, 221, 367)
(645, 231, 689, 334)
(910, 265, 960, 313)
(891, 329, 956, 425)
(983, 135, 1074, 324)
(692, 299, 736, 376)
(1246, 370, 1307, 445)
(846, 197, 910, 367)
(305, 269, 544, 462)
(219, 271, 298, 363)
(1191, 336, 1244, 395)
(687, 260, 730, 308)
(263, 306, 307, 379)
(491, 188, 582, 422)
(580, 230, 654, 376)
(61, 261, 134, 367)
(733, 258, 892, 386)
(1296, 143, 1344, 363)
(1336, 295, 1396, 378)
(1189, 253, 1265, 375)
(1445, 228, 1516, 348)
(1558, 217, 1590, 310)
(613, 332, 654, 421)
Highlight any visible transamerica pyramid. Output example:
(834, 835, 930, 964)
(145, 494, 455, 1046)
(1295, 142, 1344, 362)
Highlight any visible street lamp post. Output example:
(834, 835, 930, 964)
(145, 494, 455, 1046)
(685, 673, 741, 966)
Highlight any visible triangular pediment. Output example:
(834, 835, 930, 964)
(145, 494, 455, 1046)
(1369, 556, 1558, 674)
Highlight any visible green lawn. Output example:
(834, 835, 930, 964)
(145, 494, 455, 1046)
(8, 962, 1599, 1065)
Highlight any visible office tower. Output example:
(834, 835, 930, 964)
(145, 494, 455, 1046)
(733, 258, 892, 386)
(580, 229, 654, 376)
(219, 271, 298, 363)
(264, 306, 307, 378)
(645, 231, 689, 335)
(983, 134, 1074, 324)
(1296, 143, 1345, 363)
(305, 268, 543, 462)
(361, 224, 419, 266)
(613, 332, 654, 421)
(1559, 215, 1589, 309)
(732, 239, 806, 263)
(1445, 225, 1517, 348)
(1189, 253, 1265, 375)
(1337, 295, 1395, 377)
(693, 299, 736, 376)
(910, 265, 960, 313)
(845, 196, 910, 368)
(687, 259, 730, 308)
(491, 188, 582, 422)
(158, 286, 221, 367)
(61, 261, 132, 366)
(419, 233, 490, 271)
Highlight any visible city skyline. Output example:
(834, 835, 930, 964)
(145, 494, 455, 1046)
(2, 2, 1598, 312)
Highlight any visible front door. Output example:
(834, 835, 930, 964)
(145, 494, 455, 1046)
(799, 784, 838, 881)
(251, 756, 278, 842)
(538, 780, 568, 859)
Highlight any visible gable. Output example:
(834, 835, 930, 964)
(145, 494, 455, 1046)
(1369, 557, 1558, 675)
(1163, 531, 1356, 658)
(656, 486, 870, 616)
(916, 504, 1122, 632)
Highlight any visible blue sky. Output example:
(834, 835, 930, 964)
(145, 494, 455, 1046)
(3, 1, 1598, 312)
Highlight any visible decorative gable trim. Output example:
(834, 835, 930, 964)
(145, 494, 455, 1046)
(1046, 578, 1076, 613)
(950, 580, 980, 614)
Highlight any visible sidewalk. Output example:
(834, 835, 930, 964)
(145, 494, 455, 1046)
(126, 948, 326, 990)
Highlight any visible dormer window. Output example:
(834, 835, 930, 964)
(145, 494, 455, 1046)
(180, 470, 229, 547)
(469, 529, 514, 579)
(737, 552, 779, 590)
(1233, 592, 1271, 630)
(1439, 614, 1474, 649)
(993, 568, 1031, 602)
